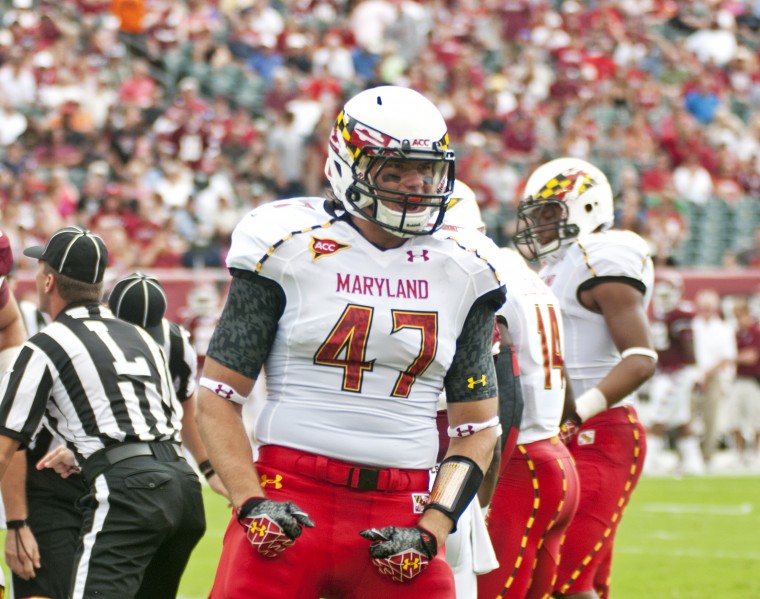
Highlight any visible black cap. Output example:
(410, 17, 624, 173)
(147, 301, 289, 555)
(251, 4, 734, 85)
(23, 226, 108, 284)
(108, 272, 167, 344)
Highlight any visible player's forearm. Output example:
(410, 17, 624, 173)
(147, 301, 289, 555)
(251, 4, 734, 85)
(444, 428, 498, 480)
(1, 450, 28, 520)
(179, 393, 210, 466)
(596, 354, 657, 406)
(419, 427, 498, 545)
(196, 390, 261, 509)
(477, 440, 501, 507)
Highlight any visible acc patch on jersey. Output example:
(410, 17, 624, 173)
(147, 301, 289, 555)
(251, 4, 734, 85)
(578, 430, 596, 446)
(309, 236, 350, 261)
(411, 492, 430, 514)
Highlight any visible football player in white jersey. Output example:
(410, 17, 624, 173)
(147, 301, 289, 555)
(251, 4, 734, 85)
(478, 246, 581, 599)
(197, 87, 510, 598)
(434, 181, 508, 599)
(513, 157, 656, 599)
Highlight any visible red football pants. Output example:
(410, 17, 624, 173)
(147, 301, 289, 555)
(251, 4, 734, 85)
(478, 437, 579, 599)
(553, 406, 647, 598)
(209, 446, 455, 598)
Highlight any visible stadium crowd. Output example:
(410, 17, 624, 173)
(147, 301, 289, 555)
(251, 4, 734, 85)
(0, 0, 758, 276)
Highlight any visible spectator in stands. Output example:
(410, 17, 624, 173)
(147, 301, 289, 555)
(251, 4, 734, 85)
(0, 100, 27, 146)
(673, 154, 714, 205)
(0, 48, 36, 108)
(640, 150, 676, 200)
(684, 74, 722, 125)
(692, 289, 737, 466)
(645, 195, 688, 266)
(731, 298, 760, 467)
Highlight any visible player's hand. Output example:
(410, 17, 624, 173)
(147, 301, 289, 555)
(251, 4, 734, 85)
(4, 524, 40, 580)
(236, 497, 315, 557)
(559, 413, 582, 445)
(359, 525, 438, 582)
(0, 230, 13, 277)
(36, 445, 81, 478)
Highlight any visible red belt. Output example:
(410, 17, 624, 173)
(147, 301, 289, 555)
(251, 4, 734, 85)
(258, 445, 430, 492)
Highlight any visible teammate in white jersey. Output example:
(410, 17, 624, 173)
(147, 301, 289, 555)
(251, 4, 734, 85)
(478, 246, 580, 599)
(197, 86, 510, 598)
(513, 157, 656, 599)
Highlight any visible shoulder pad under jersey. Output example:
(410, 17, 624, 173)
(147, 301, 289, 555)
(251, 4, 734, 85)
(574, 229, 653, 284)
(226, 198, 337, 274)
(436, 227, 505, 301)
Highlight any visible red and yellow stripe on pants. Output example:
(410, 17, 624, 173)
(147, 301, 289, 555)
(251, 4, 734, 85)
(553, 406, 646, 598)
(478, 436, 579, 599)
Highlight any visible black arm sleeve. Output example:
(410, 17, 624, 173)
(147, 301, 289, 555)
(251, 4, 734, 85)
(443, 289, 503, 403)
(494, 326, 523, 455)
(206, 270, 285, 380)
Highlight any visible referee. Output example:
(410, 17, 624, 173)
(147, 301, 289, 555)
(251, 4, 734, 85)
(0, 226, 205, 598)
(108, 271, 227, 497)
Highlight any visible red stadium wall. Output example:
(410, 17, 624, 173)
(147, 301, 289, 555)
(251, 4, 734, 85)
(12, 268, 232, 324)
(10, 268, 760, 322)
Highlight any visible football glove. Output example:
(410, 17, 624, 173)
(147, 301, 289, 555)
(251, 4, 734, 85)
(559, 413, 582, 445)
(236, 497, 315, 557)
(359, 525, 437, 582)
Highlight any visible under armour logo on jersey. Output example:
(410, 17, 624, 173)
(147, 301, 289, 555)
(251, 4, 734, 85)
(453, 425, 475, 437)
(407, 250, 429, 262)
(260, 474, 283, 489)
(215, 384, 234, 399)
(467, 375, 487, 389)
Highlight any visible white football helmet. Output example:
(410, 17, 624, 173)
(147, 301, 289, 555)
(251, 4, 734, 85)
(513, 157, 614, 261)
(325, 86, 455, 237)
(442, 180, 486, 232)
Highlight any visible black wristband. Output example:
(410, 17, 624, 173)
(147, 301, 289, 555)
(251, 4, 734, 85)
(236, 496, 267, 523)
(203, 468, 216, 480)
(198, 459, 213, 474)
(6, 519, 28, 530)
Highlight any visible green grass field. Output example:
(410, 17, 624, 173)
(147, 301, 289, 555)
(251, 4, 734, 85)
(3, 475, 759, 598)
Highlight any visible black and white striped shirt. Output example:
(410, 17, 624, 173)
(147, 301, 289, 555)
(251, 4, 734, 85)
(156, 318, 197, 402)
(0, 302, 182, 464)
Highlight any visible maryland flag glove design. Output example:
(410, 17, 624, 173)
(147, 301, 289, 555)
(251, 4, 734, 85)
(359, 525, 438, 583)
(559, 413, 582, 446)
(237, 497, 314, 557)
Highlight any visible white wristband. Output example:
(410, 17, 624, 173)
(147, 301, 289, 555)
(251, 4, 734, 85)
(199, 377, 248, 405)
(621, 346, 658, 361)
(447, 416, 501, 438)
(575, 387, 607, 422)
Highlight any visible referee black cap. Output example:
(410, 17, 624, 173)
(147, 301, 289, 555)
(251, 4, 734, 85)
(24, 226, 107, 284)
(108, 272, 167, 344)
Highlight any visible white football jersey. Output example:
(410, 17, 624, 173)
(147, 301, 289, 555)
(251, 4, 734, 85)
(227, 198, 504, 469)
(540, 230, 654, 409)
(496, 249, 564, 444)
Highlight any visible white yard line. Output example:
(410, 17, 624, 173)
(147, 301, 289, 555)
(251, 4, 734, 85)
(640, 502, 754, 516)
(618, 545, 760, 560)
